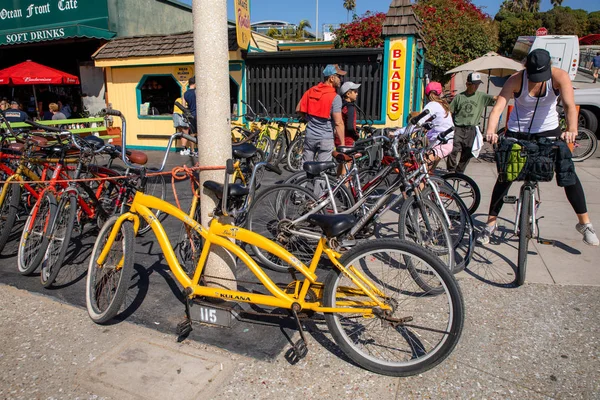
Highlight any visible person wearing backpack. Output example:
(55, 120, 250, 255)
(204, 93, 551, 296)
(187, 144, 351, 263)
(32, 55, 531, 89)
(480, 49, 598, 246)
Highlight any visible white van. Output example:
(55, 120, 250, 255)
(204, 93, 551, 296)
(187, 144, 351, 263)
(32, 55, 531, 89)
(512, 35, 579, 80)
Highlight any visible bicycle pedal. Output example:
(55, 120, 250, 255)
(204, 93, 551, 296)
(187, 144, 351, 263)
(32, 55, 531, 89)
(537, 238, 555, 245)
(176, 318, 193, 337)
(292, 339, 308, 359)
(503, 195, 517, 204)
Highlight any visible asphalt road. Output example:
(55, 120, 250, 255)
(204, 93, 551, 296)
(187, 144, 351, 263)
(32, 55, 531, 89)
(0, 152, 303, 360)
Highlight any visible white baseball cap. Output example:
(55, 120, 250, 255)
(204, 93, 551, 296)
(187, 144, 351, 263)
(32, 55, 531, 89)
(339, 81, 361, 96)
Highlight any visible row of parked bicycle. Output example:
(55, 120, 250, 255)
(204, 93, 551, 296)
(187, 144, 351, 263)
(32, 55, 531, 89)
(0, 107, 473, 377)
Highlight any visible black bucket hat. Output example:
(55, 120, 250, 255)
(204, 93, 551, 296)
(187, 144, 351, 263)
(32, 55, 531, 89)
(526, 49, 552, 83)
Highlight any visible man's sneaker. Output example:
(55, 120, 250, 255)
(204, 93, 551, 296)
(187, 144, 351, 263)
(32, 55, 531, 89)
(576, 223, 599, 246)
(477, 224, 496, 245)
(180, 148, 190, 156)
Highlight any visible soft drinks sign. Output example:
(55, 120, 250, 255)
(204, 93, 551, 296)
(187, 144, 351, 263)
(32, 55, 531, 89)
(387, 39, 407, 121)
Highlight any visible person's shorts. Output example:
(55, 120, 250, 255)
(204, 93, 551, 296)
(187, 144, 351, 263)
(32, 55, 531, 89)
(173, 113, 189, 128)
(334, 136, 356, 147)
(432, 141, 453, 158)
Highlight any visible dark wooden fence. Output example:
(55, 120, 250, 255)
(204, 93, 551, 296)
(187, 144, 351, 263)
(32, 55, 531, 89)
(245, 48, 384, 121)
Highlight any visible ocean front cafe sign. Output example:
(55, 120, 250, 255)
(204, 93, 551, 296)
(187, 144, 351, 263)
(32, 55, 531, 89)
(0, 0, 112, 46)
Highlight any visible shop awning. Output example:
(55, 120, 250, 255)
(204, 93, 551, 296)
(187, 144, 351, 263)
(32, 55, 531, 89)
(1, 24, 116, 47)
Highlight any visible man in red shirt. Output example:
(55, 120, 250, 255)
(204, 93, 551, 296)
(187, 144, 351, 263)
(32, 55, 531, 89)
(296, 64, 346, 162)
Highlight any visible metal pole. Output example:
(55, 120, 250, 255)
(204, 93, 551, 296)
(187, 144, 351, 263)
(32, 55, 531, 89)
(316, 0, 319, 40)
(32, 85, 40, 119)
(192, 0, 236, 290)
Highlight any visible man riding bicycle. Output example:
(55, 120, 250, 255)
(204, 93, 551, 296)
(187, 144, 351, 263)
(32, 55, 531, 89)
(481, 49, 598, 246)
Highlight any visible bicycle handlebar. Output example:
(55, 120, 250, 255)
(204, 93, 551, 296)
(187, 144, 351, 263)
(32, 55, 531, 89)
(409, 110, 430, 125)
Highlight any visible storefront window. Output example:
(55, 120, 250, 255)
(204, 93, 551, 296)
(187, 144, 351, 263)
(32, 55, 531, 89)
(137, 75, 181, 117)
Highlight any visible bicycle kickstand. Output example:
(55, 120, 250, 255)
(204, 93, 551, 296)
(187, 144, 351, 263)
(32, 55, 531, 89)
(290, 303, 309, 360)
(176, 292, 194, 341)
(535, 216, 555, 246)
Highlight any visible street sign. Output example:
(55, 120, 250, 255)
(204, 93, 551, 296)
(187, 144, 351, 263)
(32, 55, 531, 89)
(536, 27, 548, 36)
(234, 0, 251, 50)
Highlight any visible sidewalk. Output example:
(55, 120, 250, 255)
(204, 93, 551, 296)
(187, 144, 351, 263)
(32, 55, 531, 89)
(1, 150, 599, 399)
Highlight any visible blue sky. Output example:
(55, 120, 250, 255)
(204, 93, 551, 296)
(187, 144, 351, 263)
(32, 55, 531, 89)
(181, 0, 599, 33)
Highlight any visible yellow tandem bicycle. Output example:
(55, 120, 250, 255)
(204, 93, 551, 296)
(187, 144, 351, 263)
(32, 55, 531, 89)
(85, 109, 464, 376)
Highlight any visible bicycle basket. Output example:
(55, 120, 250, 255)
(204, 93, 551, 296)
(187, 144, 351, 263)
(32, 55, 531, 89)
(523, 139, 555, 182)
(495, 141, 528, 182)
(495, 139, 555, 183)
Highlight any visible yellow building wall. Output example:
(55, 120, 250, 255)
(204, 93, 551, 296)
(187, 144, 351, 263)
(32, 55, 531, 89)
(105, 61, 244, 149)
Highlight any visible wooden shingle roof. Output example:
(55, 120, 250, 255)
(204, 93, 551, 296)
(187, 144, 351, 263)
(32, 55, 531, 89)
(383, 0, 424, 39)
(93, 29, 239, 60)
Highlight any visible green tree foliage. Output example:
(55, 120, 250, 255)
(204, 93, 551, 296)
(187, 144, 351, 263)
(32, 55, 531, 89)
(413, 0, 499, 81)
(265, 20, 312, 41)
(495, 9, 541, 55)
(333, 11, 387, 49)
(343, 0, 356, 21)
(588, 11, 600, 34)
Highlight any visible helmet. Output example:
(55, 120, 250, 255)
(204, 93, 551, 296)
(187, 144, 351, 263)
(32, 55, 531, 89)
(425, 82, 443, 96)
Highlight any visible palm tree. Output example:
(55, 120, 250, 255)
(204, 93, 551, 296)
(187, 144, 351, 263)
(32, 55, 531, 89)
(550, 0, 563, 7)
(343, 0, 356, 21)
(295, 19, 312, 39)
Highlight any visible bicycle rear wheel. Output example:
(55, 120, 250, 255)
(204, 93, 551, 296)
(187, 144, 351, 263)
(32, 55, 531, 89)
(86, 215, 135, 323)
(286, 134, 304, 172)
(571, 127, 598, 162)
(40, 193, 77, 288)
(516, 188, 532, 286)
(245, 184, 320, 272)
(323, 239, 464, 376)
(17, 192, 56, 275)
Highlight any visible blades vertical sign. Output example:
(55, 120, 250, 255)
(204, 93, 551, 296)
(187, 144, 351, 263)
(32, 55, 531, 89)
(387, 39, 407, 122)
(234, 0, 251, 50)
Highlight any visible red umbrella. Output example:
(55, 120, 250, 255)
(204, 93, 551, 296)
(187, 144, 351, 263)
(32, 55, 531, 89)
(0, 60, 79, 85)
(0, 60, 80, 118)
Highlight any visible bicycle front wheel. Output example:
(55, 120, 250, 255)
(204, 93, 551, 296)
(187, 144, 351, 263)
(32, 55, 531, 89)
(441, 172, 481, 215)
(398, 197, 455, 270)
(0, 182, 21, 254)
(516, 188, 532, 286)
(40, 194, 77, 288)
(86, 215, 135, 323)
(323, 239, 464, 376)
(17, 192, 56, 275)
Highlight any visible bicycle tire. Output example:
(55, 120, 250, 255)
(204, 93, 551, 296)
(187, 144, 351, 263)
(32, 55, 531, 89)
(0, 182, 21, 254)
(246, 184, 320, 272)
(422, 182, 474, 273)
(571, 127, 598, 162)
(286, 134, 304, 172)
(283, 170, 306, 184)
(398, 197, 455, 269)
(256, 135, 274, 163)
(40, 193, 77, 288)
(323, 238, 464, 377)
(516, 187, 532, 286)
(17, 192, 56, 275)
(117, 170, 166, 235)
(86, 215, 135, 324)
(273, 134, 286, 165)
(441, 172, 481, 215)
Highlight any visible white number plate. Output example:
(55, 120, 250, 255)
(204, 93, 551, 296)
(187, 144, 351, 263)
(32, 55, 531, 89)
(190, 302, 233, 327)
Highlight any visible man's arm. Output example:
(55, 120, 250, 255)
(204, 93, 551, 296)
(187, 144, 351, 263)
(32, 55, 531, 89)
(295, 101, 306, 118)
(486, 74, 519, 144)
(332, 111, 345, 144)
(553, 68, 577, 143)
